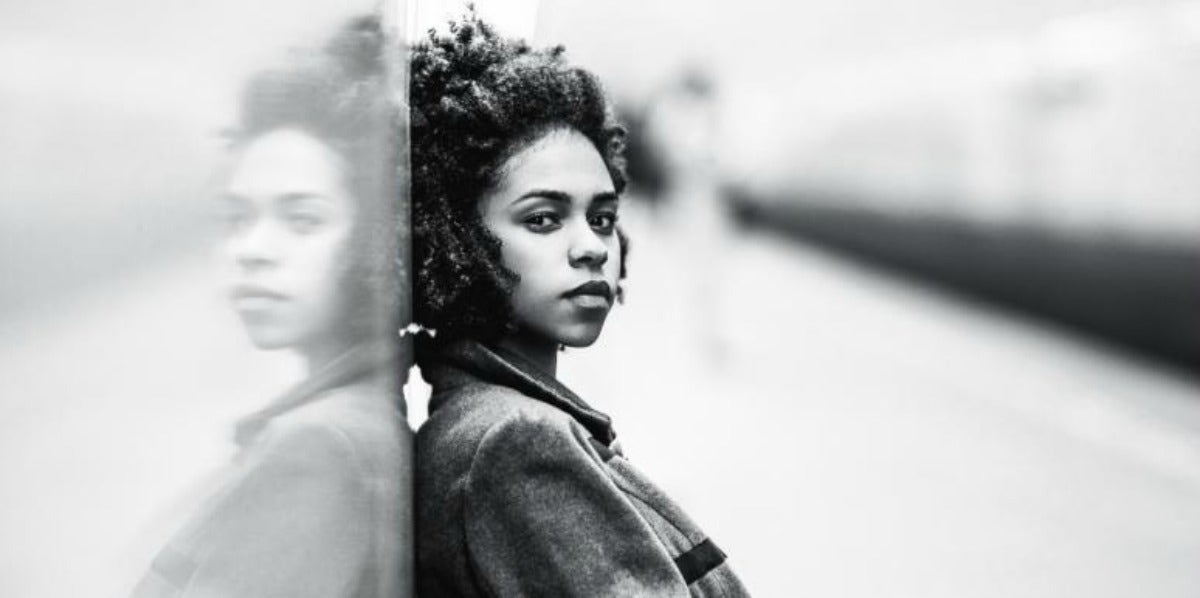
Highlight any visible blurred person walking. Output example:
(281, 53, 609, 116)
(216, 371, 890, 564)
(641, 69, 734, 365)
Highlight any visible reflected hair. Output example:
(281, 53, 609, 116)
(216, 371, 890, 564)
(410, 12, 628, 357)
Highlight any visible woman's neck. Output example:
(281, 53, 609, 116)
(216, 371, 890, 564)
(298, 334, 363, 377)
(494, 331, 558, 378)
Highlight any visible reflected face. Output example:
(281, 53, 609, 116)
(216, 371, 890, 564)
(218, 128, 355, 352)
(480, 128, 621, 348)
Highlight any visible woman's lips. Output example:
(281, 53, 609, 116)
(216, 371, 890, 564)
(230, 284, 289, 310)
(563, 280, 612, 309)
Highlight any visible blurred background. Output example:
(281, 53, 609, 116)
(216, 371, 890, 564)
(2, 0, 1198, 596)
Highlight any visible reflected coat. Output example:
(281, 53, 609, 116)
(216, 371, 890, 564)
(131, 345, 413, 598)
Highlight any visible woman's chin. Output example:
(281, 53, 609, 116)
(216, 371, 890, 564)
(557, 324, 605, 348)
(241, 326, 300, 351)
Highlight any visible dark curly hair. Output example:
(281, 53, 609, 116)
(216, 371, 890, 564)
(409, 13, 628, 353)
(230, 14, 409, 350)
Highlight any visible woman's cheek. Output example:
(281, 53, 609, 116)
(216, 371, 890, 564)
(298, 232, 355, 331)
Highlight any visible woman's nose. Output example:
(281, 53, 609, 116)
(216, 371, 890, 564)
(567, 223, 608, 268)
(230, 220, 281, 270)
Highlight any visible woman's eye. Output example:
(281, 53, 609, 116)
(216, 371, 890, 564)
(589, 212, 618, 233)
(221, 213, 247, 230)
(216, 207, 252, 234)
(523, 212, 561, 232)
(286, 212, 326, 234)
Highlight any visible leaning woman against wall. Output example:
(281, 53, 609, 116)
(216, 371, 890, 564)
(409, 14, 749, 597)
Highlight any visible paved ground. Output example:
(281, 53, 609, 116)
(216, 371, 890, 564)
(3, 200, 1199, 596)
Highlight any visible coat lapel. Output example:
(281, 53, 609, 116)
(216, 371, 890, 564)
(424, 340, 617, 446)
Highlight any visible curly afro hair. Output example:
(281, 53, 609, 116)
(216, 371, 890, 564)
(231, 14, 409, 348)
(409, 13, 628, 352)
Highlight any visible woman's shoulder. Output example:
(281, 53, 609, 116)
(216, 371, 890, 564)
(429, 378, 580, 427)
(307, 381, 408, 430)
(418, 380, 590, 463)
(251, 387, 410, 474)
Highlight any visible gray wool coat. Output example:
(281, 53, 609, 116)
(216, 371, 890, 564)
(415, 341, 749, 597)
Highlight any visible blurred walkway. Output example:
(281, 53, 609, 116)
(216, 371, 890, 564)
(560, 198, 1200, 597)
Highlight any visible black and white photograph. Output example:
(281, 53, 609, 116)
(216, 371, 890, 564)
(2, 0, 1199, 596)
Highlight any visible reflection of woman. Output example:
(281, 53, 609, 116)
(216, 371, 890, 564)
(410, 16, 748, 597)
(131, 16, 412, 598)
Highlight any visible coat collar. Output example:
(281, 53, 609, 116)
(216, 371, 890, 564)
(422, 340, 617, 446)
(234, 341, 406, 447)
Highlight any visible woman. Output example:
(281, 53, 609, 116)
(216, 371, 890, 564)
(131, 16, 412, 598)
(410, 15, 749, 597)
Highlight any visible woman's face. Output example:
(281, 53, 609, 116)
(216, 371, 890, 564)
(218, 127, 356, 354)
(480, 127, 621, 348)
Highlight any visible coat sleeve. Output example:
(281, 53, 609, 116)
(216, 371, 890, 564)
(462, 414, 689, 598)
(133, 421, 373, 598)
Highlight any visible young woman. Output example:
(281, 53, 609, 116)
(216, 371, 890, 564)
(131, 16, 412, 598)
(410, 16, 749, 597)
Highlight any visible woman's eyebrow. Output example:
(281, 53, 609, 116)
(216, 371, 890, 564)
(276, 192, 331, 206)
(513, 190, 618, 205)
(514, 189, 572, 204)
(219, 192, 250, 204)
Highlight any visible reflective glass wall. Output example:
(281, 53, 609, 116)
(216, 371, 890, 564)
(0, 2, 412, 596)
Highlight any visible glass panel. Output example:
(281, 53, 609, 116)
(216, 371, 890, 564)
(0, 2, 413, 596)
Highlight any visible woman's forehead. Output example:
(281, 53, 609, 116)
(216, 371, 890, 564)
(225, 128, 351, 202)
(493, 128, 614, 200)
